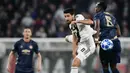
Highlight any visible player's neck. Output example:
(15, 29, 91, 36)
(23, 38, 31, 42)
(98, 10, 104, 13)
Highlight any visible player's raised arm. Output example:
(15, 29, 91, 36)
(71, 14, 94, 25)
(94, 19, 100, 42)
(76, 19, 94, 25)
(116, 24, 121, 37)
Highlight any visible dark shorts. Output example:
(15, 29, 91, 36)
(99, 39, 121, 64)
(15, 65, 34, 73)
(15, 69, 34, 73)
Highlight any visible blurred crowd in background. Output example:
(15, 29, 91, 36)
(0, 0, 130, 37)
(0, 0, 75, 37)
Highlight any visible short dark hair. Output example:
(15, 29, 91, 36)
(23, 27, 32, 31)
(64, 8, 75, 15)
(96, 1, 107, 11)
(24, 27, 31, 29)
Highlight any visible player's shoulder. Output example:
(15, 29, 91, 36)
(94, 11, 104, 18)
(14, 39, 23, 45)
(104, 12, 116, 19)
(16, 39, 23, 43)
(30, 39, 38, 45)
(75, 14, 85, 20)
(94, 14, 100, 19)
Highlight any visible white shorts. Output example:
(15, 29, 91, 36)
(76, 36, 96, 62)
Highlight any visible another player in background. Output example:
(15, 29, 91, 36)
(7, 27, 42, 73)
(64, 8, 96, 73)
(94, 2, 121, 73)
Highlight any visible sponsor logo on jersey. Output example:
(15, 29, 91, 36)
(22, 49, 31, 55)
(20, 45, 23, 48)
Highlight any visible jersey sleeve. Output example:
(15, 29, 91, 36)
(34, 42, 40, 54)
(93, 14, 100, 27)
(12, 42, 18, 53)
(75, 14, 85, 25)
(94, 14, 100, 20)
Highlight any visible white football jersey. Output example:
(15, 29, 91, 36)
(69, 14, 96, 42)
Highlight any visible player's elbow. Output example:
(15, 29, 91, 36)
(37, 53, 42, 60)
(9, 51, 15, 57)
(117, 33, 121, 37)
(116, 30, 121, 37)
(37, 53, 41, 57)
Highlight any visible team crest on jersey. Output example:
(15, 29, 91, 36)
(29, 45, 33, 49)
(20, 45, 23, 48)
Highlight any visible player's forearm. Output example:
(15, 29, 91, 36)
(72, 34, 78, 53)
(94, 26, 100, 38)
(94, 19, 100, 41)
(8, 51, 15, 63)
(72, 42, 77, 53)
(94, 30, 100, 40)
(116, 24, 121, 37)
(77, 19, 93, 25)
(37, 53, 42, 67)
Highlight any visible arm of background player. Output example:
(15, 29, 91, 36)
(7, 51, 16, 73)
(34, 43, 42, 72)
(72, 34, 78, 58)
(116, 24, 121, 37)
(94, 19, 100, 43)
(37, 52, 42, 72)
(76, 19, 94, 25)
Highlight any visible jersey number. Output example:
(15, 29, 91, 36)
(81, 48, 90, 55)
(105, 16, 114, 27)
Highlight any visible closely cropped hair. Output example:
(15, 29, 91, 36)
(96, 1, 107, 11)
(24, 27, 31, 29)
(64, 8, 75, 15)
(23, 27, 32, 31)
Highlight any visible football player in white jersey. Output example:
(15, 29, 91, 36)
(64, 8, 96, 73)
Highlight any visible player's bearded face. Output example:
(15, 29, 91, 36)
(64, 13, 73, 24)
(23, 29, 32, 39)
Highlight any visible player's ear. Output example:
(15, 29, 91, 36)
(30, 32, 32, 36)
(72, 14, 74, 18)
(22, 29, 25, 36)
(22, 32, 24, 36)
(72, 14, 76, 20)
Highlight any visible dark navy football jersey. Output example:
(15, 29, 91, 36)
(94, 11, 117, 41)
(12, 39, 39, 72)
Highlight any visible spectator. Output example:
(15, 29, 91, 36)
(0, 6, 8, 37)
(21, 12, 34, 27)
(0, 0, 129, 38)
(35, 27, 47, 38)
(56, 26, 67, 37)
(47, 20, 57, 37)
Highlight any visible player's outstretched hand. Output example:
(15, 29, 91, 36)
(71, 21, 77, 25)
